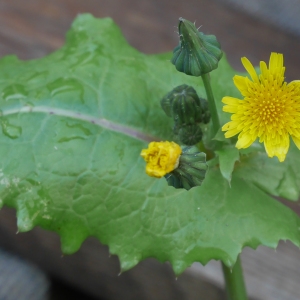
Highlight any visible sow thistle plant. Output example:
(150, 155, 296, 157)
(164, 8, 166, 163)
(0, 14, 300, 300)
(140, 18, 300, 299)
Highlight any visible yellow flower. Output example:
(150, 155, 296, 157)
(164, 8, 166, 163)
(140, 141, 182, 178)
(222, 52, 300, 162)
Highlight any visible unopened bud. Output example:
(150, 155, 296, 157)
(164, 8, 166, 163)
(160, 84, 210, 145)
(172, 18, 223, 76)
(165, 146, 208, 190)
(161, 84, 210, 125)
(177, 124, 203, 146)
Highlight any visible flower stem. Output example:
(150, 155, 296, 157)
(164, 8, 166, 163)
(201, 73, 221, 137)
(222, 256, 248, 300)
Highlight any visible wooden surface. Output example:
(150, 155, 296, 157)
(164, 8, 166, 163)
(1, 0, 300, 81)
(0, 0, 300, 299)
(0, 207, 227, 300)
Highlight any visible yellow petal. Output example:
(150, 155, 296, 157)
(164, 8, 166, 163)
(223, 105, 238, 113)
(289, 80, 300, 91)
(233, 76, 248, 95)
(264, 134, 289, 162)
(241, 57, 259, 82)
(224, 127, 241, 138)
(269, 52, 283, 71)
(236, 133, 255, 149)
(290, 80, 300, 84)
(259, 61, 268, 79)
(222, 121, 240, 131)
(222, 96, 241, 105)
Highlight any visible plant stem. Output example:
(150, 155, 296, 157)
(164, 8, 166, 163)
(201, 73, 221, 137)
(222, 256, 248, 300)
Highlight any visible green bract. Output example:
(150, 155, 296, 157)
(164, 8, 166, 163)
(165, 146, 208, 190)
(0, 15, 299, 275)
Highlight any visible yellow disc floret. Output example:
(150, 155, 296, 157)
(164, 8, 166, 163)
(140, 141, 182, 178)
(222, 52, 300, 162)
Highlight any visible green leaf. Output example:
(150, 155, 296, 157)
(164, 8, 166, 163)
(216, 146, 240, 184)
(234, 143, 300, 201)
(0, 14, 299, 275)
(213, 128, 227, 142)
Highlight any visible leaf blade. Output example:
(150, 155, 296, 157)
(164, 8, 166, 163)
(0, 14, 299, 275)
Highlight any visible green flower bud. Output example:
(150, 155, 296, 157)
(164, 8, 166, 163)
(199, 97, 210, 124)
(165, 146, 208, 190)
(172, 18, 223, 76)
(160, 84, 210, 125)
(177, 124, 203, 146)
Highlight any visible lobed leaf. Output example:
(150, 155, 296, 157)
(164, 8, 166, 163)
(0, 14, 299, 274)
(216, 146, 240, 184)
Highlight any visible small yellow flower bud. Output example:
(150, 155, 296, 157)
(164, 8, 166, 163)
(140, 141, 182, 178)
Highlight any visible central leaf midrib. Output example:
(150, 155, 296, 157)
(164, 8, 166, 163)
(2, 105, 158, 142)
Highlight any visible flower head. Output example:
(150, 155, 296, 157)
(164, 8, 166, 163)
(140, 141, 182, 178)
(222, 52, 300, 162)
